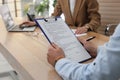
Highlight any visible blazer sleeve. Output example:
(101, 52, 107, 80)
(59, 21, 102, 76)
(51, 0, 62, 16)
(85, 0, 101, 31)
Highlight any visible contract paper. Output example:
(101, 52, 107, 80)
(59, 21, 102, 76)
(35, 17, 91, 62)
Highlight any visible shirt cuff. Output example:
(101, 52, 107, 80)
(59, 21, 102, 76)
(55, 58, 71, 69)
(85, 24, 93, 31)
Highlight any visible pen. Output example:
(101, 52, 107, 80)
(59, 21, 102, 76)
(86, 36, 96, 41)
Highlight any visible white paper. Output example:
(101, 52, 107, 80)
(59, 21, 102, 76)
(71, 29, 87, 37)
(36, 18, 91, 62)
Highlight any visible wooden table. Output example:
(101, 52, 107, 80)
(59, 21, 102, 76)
(0, 17, 109, 80)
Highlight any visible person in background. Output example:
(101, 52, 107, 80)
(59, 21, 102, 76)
(20, 0, 101, 34)
(51, 0, 101, 34)
(47, 24, 120, 80)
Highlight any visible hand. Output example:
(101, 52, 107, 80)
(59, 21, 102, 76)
(19, 21, 36, 27)
(77, 37, 97, 57)
(75, 27, 88, 34)
(47, 43, 65, 67)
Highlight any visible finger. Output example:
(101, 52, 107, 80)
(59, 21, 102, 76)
(75, 30, 79, 34)
(77, 37, 83, 41)
(76, 31, 82, 34)
(78, 37, 86, 44)
(75, 28, 80, 33)
(75, 29, 82, 34)
(48, 45, 55, 51)
(47, 52, 50, 56)
(19, 21, 28, 26)
(47, 55, 51, 64)
(19, 23, 24, 26)
(51, 43, 58, 49)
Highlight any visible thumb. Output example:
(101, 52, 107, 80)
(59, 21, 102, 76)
(77, 37, 86, 43)
(51, 43, 59, 49)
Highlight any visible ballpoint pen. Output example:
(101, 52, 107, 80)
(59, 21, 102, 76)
(86, 36, 96, 41)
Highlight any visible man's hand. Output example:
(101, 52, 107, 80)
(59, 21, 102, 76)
(77, 37, 97, 57)
(47, 43, 65, 67)
(75, 26, 88, 34)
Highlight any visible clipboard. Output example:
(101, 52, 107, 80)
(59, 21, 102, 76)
(35, 17, 92, 63)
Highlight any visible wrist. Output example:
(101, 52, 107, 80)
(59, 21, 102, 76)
(33, 22, 37, 26)
(85, 25, 91, 31)
(54, 56, 65, 66)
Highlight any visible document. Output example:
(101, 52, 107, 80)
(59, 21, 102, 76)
(35, 17, 91, 62)
(71, 29, 87, 37)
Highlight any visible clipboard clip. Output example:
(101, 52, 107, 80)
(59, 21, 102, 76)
(55, 17, 57, 21)
(44, 18, 48, 22)
(43, 17, 57, 22)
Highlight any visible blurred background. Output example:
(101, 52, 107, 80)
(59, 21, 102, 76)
(0, 0, 57, 17)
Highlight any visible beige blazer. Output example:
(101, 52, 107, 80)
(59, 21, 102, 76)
(52, 0, 101, 31)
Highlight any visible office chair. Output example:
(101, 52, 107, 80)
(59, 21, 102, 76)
(97, 0, 120, 36)
(104, 24, 117, 36)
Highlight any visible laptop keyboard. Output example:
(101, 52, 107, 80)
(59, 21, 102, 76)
(12, 25, 23, 30)
(9, 25, 35, 32)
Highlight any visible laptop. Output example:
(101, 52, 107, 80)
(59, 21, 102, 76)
(0, 4, 36, 32)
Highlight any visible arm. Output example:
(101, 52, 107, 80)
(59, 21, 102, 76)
(77, 37, 97, 57)
(47, 42, 98, 80)
(47, 38, 97, 66)
(75, 0, 101, 34)
(84, 0, 101, 31)
(19, 21, 36, 27)
(48, 25, 120, 80)
(47, 43, 65, 66)
(51, 0, 62, 16)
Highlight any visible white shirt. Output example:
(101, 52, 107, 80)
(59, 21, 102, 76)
(55, 24, 120, 80)
(69, 0, 76, 15)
